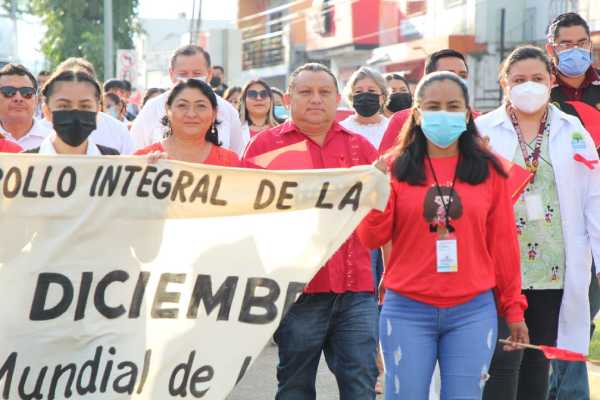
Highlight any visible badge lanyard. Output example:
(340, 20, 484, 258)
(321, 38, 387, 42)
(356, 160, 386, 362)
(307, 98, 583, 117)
(508, 105, 550, 183)
(426, 154, 460, 273)
(426, 154, 459, 235)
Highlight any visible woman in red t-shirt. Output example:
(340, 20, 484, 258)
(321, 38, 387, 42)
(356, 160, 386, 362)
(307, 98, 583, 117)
(135, 79, 239, 167)
(358, 71, 529, 399)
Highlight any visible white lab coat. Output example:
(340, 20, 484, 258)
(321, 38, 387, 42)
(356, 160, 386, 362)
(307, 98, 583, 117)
(130, 90, 243, 154)
(476, 104, 600, 354)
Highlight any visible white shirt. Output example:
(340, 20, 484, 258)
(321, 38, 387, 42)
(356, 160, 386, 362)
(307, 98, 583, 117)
(40, 112, 133, 154)
(476, 104, 600, 354)
(38, 133, 102, 156)
(130, 90, 242, 154)
(0, 118, 52, 150)
(339, 115, 389, 149)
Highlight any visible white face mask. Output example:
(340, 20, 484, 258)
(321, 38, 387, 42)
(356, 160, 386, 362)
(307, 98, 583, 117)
(176, 75, 207, 83)
(508, 81, 550, 113)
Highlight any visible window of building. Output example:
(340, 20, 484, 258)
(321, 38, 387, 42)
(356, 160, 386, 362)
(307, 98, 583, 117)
(405, 0, 426, 16)
(321, 0, 336, 36)
(444, 0, 466, 8)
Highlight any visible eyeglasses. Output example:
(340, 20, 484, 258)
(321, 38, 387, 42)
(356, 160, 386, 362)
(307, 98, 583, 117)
(247, 90, 269, 100)
(553, 39, 592, 52)
(0, 86, 36, 99)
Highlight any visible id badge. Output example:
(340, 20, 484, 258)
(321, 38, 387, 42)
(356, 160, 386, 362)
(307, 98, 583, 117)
(524, 192, 544, 221)
(436, 236, 458, 273)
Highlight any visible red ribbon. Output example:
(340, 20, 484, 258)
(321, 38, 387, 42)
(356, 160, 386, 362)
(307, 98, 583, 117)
(574, 153, 599, 170)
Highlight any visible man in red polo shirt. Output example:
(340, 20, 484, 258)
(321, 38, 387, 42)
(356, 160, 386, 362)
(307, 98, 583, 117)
(243, 63, 379, 400)
(545, 12, 600, 400)
(0, 133, 22, 152)
(379, 49, 471, 155)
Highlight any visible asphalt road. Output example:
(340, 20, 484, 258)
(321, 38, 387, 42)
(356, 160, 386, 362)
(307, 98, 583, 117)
(227, 343, 342, 400)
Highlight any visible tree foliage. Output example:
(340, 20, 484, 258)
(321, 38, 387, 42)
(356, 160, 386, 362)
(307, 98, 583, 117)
(25, 0, 140, 79)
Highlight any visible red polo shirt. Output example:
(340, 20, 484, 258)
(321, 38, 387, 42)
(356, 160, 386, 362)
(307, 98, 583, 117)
(242, 121, 378, 294)
(0, 138, 22, 153)
(555, 67, 600, 101)
(378, 109, 411, 155)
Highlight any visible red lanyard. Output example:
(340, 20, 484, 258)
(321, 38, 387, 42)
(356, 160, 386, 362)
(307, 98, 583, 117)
(507, 105, 549, 182)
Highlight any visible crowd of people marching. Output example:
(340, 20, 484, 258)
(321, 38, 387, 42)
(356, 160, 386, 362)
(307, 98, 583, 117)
(1, 10, 600, 400)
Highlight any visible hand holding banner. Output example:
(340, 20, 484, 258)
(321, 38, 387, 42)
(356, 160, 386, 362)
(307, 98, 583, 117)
(0, 154, 389, 399)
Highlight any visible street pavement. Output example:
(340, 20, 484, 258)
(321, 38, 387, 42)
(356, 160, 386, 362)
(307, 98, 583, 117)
(229, 344, 600, 400)
(227, 343, 345, 399)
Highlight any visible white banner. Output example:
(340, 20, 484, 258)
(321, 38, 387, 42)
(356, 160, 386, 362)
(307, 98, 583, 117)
(0, 154, 389, 399)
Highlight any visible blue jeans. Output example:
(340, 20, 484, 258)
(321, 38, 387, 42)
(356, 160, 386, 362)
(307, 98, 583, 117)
(380, 290, 498, 400)
(273, 292, 379, 400)
(548, 263, 600, 400)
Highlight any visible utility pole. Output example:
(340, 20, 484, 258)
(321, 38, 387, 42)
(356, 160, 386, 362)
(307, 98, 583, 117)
(189, 0, 196, 44)
(104, 0, 114, 80)
(195, 0, 202, 44)
(10, 0, 18, 62)
(498, 8, 506, 102)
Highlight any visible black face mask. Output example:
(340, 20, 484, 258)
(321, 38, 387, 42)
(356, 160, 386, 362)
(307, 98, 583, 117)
(52, 110, 97, 147)
(210, 77, 222, 87)
(352, 92, 381, 117)
(386, 92, 413, 113)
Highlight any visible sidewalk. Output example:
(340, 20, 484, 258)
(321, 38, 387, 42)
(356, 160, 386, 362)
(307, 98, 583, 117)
(589, 363, 600, 399)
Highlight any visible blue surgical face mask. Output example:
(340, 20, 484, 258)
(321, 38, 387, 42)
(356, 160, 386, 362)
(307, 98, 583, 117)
(420, 111, 467, 149)
(556, 47, 592, 77)
(274, 105, 288, 120)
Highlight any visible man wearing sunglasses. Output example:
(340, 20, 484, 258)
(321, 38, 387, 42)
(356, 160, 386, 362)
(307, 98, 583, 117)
(0, 64, 52, 150)
(545, 12, 600, 400)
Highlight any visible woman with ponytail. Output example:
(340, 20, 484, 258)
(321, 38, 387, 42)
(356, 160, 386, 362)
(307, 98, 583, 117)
(134, 79, 239, 166)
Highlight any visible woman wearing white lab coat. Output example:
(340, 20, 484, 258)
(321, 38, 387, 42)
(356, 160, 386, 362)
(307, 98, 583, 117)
(476, 45, 600, 400)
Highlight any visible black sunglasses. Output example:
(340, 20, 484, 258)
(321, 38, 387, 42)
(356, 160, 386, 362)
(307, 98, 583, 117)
(0, 86, 36, 99)
(247, 89, 269, 100)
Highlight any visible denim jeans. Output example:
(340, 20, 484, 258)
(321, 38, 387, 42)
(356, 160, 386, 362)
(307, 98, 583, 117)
(380, 290, 497, 400)
(548, 263, 600, 400)
(273, 292, 378, 400)
(370, 249, 384, 296)
(483, 290, 563, 400)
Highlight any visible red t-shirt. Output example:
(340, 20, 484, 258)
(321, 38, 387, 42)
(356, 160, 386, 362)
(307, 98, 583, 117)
(357, 156, 526, 323)
(1, 139, 22, 153)
(134, 142, 241, 167)
(243, 121, 378, 294)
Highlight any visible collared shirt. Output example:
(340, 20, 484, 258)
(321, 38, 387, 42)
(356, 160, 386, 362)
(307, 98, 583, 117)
(130, 90, 243, 154)
(0, 118, 52, 150)
(243, 121, 378, 294)
(39, 113, 134, 154)
(38, 134, 102, 156)
(554, 67, 600, 101)
(0, 136, 22, 153)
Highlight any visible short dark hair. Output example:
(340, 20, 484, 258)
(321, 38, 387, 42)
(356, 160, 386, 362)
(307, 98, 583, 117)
(548, 12, 590, 42)
(37, 70, 50, 77)
(288, 63, 339, 93)
(142, 87, 166, 107)
(122, 79, 132, 92)
(163, 79, 221, 146)
(499, 45, 552, 80)
(213, 65, 224, 74)
(103, 79, 126, 93)
(104, 92, 125, 112)
(0, 64, 38, 92)
(390, 71, 507, 186)
(424, 49, 468, 75)
(42, 69, 102, 102)
(170, 45, 212, 70)
(386, 73, 411, 92)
